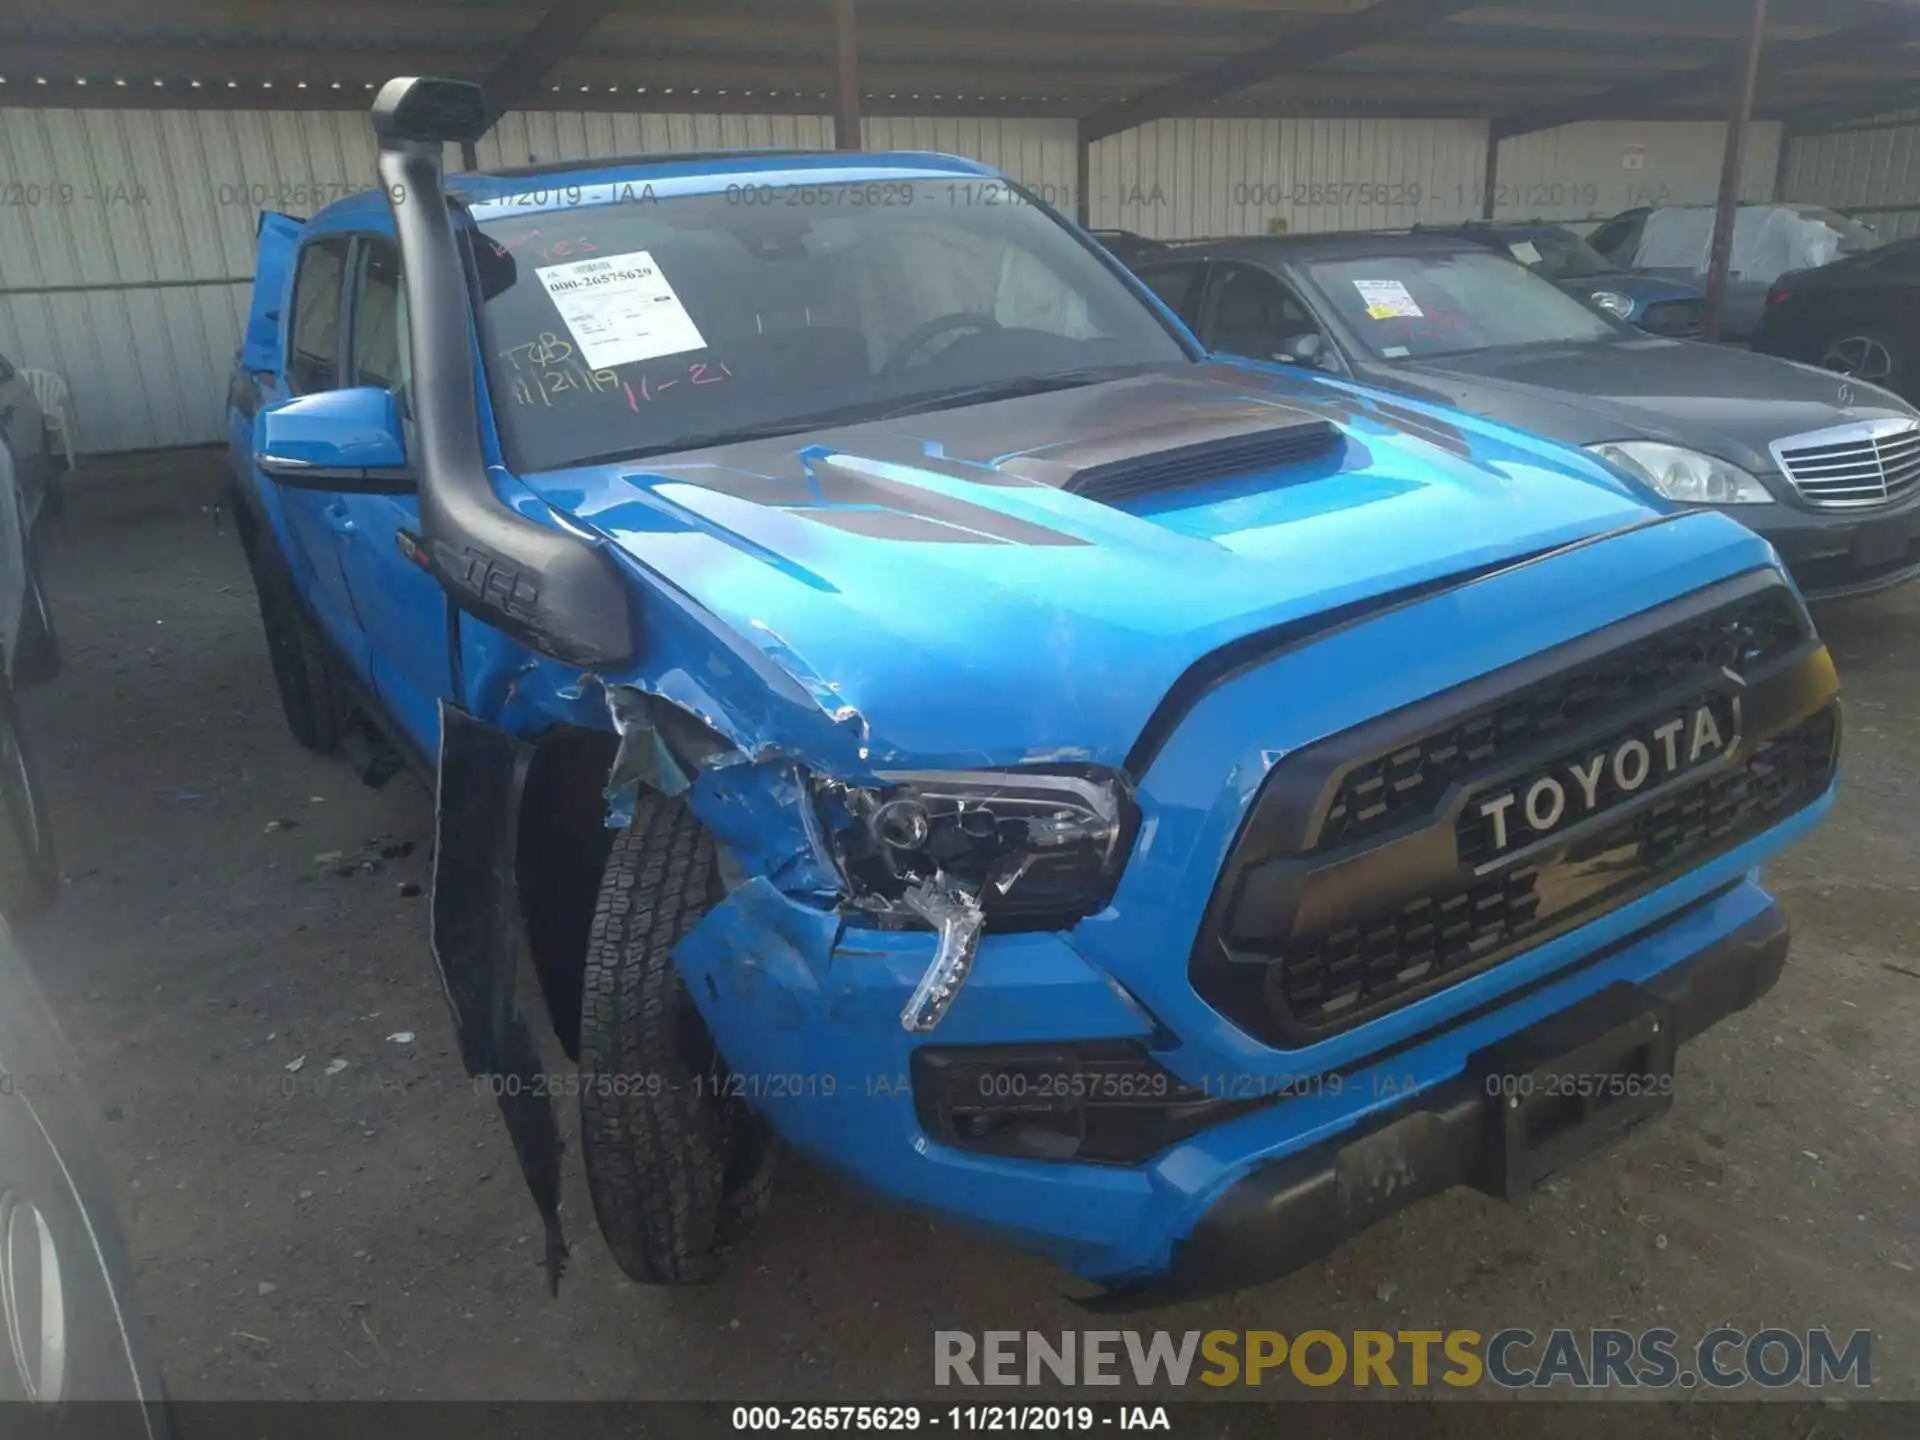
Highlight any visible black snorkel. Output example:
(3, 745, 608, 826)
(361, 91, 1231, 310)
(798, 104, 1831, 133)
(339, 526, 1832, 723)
(370, 76, 635, 668)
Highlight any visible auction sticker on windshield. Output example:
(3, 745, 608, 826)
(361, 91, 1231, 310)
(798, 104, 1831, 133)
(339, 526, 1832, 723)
(535, 250, 706, 369)
(1508, 240, 1543, 265)
(1353, 278, 1423, 320)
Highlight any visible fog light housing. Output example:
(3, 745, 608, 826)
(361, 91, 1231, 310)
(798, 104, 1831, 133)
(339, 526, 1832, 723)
(911, 1041, 1252, 1164)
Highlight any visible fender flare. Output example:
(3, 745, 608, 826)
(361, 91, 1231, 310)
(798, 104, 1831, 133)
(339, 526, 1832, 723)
(428, 701, 569, 1293)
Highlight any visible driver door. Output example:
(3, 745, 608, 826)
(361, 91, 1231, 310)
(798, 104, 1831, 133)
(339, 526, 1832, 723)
(331, 236, 454, 761)
(259, 234, 373, 686)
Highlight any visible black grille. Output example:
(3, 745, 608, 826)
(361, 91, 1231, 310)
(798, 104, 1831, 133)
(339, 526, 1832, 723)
(1638, 299, 1705, 338)
(1274, 710, 1835, 1032)
(1317, 588, 1805, 854)
(1065, 422, 1341, 504)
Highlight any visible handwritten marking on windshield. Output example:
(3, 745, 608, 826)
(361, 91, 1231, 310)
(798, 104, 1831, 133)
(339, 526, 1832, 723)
(490, 229, 604, 265)
(499, 331, 579, 371)
(510, 365, 625, 408)
(504, 356, 732, 410)
(621, 361, 733, 410)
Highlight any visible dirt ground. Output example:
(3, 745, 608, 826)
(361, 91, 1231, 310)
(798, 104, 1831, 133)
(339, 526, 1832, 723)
(10, 450, 1918, 1411)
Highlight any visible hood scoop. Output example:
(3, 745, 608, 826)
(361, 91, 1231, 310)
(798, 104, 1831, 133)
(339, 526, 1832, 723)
(996, 401, 1341, 505)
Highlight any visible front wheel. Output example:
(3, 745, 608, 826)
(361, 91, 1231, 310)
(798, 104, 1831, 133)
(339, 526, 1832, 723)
(578, 793, 775, 1284)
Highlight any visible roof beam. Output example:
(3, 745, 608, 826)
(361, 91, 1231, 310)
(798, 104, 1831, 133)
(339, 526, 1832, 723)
(1491, 8, 1920, 140)
(0, 43, 485, 85)
(480, 2, 619, 118)
(1077, 0, 1480, 142)
(1777, 81, 1920, 136)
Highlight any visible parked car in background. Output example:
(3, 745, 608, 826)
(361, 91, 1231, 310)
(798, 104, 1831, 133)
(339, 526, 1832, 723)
(0, 439, 58, 919)
(1587, 202, 1883, 342)
(0, 408, 151, 1424)
(0, 352, 57, 526)
(1428, 220, 1705, 336)
(0, 931, 172, 1425)
(1752, 234, 1920, 402)
(222, 76, 1842, 1304)
(1089, 228, 1172, 266)
(1134, 230, 1920, 600)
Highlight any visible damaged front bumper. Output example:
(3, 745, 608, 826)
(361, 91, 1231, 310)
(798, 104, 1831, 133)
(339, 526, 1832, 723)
(669, 854, 1802, 1292)
(1112, 898, 1789, 1308)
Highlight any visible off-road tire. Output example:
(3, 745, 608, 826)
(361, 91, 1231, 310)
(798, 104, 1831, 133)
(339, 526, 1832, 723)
(580, 792, 773, 1284)
(0, 680, 58, 918)
(247, 545, 343, 754)
(12, 554, 61, 687)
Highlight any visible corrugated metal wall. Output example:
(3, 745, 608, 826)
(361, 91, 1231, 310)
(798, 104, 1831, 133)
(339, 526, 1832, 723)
(478, 110, 1083, 201)
(1494, 120, 1782, 225)
(0, 105, 1779, 453)
(0, 107, 387, 452)
(1086, 118, 1770, 239)
(1087, 118, 1488, 236)
(1782, 117, 1920, 240)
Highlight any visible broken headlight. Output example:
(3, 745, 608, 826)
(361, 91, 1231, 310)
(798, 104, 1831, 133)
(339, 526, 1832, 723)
(837, 769, 1133, 931)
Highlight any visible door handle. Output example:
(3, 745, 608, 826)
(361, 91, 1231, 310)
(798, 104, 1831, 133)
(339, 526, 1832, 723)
(322, 502, 358, 536)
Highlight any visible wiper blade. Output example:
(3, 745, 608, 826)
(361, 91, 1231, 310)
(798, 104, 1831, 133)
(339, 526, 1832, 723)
(565, 415, 857, 469)
(878, 364, 1156, 419)
(555, 364, 1166, 468)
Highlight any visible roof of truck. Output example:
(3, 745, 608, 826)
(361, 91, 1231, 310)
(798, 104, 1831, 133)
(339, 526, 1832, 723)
(302, 148, 1001, 233)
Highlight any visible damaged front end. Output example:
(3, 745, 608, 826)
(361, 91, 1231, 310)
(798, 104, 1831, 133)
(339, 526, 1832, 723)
(598, 667, 1134, 1034)
(824, 771, 1132, 1030)
(430, 662, 1136, 1289)
(374, 74, 1146, 1289)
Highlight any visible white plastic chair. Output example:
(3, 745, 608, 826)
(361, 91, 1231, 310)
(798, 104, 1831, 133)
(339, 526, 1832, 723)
(20, 370, 75, 469)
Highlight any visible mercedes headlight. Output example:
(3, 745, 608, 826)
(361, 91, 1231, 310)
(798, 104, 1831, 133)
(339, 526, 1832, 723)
(1589, 290, 1635, 320)
(1586, 441, 1773, 505)
(833, 769, 1131, 929)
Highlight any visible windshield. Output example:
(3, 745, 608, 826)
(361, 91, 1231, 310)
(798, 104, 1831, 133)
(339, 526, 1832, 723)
(1301, 250, 1623, 360)
(1498, 228, 1618, 281)
(468, 179, 1189, 473)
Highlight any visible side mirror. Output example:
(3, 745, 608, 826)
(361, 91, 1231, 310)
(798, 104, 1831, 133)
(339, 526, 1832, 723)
(254, 387, 413, 490)
(1274, 332, 1329, 369)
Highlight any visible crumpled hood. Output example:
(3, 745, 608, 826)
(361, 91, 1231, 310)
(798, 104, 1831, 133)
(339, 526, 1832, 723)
(1396, 337, 1917, 474)
(525, 363, 1668, 769)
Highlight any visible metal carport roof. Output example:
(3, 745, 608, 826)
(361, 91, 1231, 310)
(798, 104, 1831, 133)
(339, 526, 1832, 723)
(4, 0, 1917, 132)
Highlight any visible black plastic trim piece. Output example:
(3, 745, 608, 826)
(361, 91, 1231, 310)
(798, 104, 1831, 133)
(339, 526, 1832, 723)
(429, 704, 569, 1294)
(374, 78, 635, 669)
(1240, 569, 1805, 858)
(911, 1040, 1260, 1166)
(1186, 570, 1834, 1050)
(1084, 899, 1790, 1310)
(261, 463, 419, 494)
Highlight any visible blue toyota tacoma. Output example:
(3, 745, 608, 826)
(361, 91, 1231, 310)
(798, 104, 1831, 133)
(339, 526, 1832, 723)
(224, 78, 1839, 1304)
